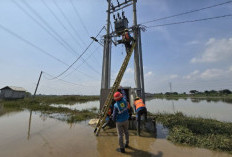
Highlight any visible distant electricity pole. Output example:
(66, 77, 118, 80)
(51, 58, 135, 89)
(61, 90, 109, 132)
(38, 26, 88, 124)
(169, 82, 172, 93)
(100, 0, 145, 108)
(33, 71, 43, 97)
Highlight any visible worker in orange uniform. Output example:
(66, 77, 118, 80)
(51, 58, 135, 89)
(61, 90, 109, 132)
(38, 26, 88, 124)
(118, 29, 134, 53)
(112, 91, 129, 153)
(102, 99, 115, 129)
(134, 96, 147, 136)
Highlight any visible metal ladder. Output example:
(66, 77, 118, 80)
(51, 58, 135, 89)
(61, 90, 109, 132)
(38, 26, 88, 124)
(94, 42, 136, 136)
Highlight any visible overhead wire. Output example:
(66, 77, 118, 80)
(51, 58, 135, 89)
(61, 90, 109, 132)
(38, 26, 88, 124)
(43, 71, 95, 87)
(69, 0, 90, 36)
(140, 0, 232, 25)
(62, 45, 102, 79)
(11, 0, 78, 56)
(52, 0, 86, 46)
(40, 0, 82, 48)
(17, 0, 81, 57)
(0, 23, 67, 66)
(50, 26, 105, 79)
(145, 14, 232, 28)
(18, 0, 101, 76)
(0, 21, 101, 81)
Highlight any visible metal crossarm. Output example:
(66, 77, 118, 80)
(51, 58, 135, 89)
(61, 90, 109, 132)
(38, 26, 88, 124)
(94, 42, 136, 136)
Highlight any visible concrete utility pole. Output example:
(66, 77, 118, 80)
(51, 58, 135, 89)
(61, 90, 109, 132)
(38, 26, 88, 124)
(101, 0, 112, 90)
(133, 0, 145, 102)
(33, 71, 43, 97)
(100, 0, 145, 108)
(138, 28, 145, 102)
(133, 0, 141, 90)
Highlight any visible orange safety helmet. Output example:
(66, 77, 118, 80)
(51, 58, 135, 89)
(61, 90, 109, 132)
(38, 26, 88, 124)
(114, 92, 123, 101)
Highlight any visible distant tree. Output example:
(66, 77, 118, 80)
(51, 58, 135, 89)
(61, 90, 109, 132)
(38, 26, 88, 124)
(190, 90, 199, 94)
(209, 90, 218, 94)
(219, 89, 232, 94)
(172, 92, 178, 95)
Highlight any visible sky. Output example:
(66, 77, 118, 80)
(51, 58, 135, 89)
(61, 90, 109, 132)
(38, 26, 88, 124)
(0, 0, 232, 95)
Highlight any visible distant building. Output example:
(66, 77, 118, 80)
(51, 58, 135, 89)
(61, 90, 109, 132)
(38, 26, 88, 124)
(0, 86, 26, 99)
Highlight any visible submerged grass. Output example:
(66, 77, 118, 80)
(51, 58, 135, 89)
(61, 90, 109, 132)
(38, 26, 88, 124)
(0, 96, 99, 121)
(152, 112, 232, 154)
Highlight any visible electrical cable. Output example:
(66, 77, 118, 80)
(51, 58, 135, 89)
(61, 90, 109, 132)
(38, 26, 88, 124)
(62, 45, 101, 79)
(145, 14, 232, 28)
(0, 21, 101, 81)
(40, 0, 82, 48)
(12, 0, 79, 57)
(140, 0, 232, 25)
(69, 0, 90, 35)
(51, 26, 105, 79)
(52, 0, 86, 46)
(17, 0, 100, 76)
(43, 71, 95, 87)
(0, 23, 68, 66)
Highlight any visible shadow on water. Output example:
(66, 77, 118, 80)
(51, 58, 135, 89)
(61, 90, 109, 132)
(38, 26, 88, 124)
(125, 147, 163, 157)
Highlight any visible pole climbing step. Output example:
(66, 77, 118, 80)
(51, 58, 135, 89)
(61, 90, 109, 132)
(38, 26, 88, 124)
(94, 42, 136, 136)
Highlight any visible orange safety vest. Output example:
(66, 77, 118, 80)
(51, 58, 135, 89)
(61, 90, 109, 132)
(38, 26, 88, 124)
(127, 102, 131, 109)
(134, 99, 145, 110)
(125, 32, 130, 40)
(107, 108, 112, 115)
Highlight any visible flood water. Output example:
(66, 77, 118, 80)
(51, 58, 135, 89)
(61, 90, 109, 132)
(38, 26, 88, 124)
(0, 110, 231, 157)
(1, 99, 232, 157)
(146, 98, 232, 122)
(51, 98, 232, 122)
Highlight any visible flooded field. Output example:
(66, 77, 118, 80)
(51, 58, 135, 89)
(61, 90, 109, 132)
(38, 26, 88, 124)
(50, 98, 232, 122)
(0, 106, 232, 157)
(146, 98, 232, 122)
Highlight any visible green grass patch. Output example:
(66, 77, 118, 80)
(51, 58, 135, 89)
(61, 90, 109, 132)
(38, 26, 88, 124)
(152, 112, 232, 154)
(0, 96, 99, 121)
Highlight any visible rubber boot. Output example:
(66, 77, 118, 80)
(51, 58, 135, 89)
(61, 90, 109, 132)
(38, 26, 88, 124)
(120, 148, 125, 153)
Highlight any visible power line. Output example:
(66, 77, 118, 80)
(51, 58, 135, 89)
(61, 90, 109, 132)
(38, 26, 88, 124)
(51, 26, 105, 79)
(43, 71, 95, 87)
(140, 0, 232, 25)
(52, 0, 86, 46)
(62, 45, 102, 79)
(69, 0, 90, 35)
(11, 0, 78, 57)
(0, 23, 68, 66)
(18, 0, 100, 76)
(40, 0, 82, 48)
(0, 21, 100, 81)
(17, 0, 80, 57)
(145, 14, 232, 28)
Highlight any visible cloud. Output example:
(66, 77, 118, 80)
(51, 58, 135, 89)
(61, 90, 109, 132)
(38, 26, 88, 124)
(126, 68, 134, 74)
(183, 70, 199, 79)
(191, 38, 232, 63)
(145, 71, 153, 77)
(200, 69, 224, 80)
(229, 66, 232, 72)
(170, 74, 178, 79)
(183, 67, 232, 80)
(186, 40, 199, 45)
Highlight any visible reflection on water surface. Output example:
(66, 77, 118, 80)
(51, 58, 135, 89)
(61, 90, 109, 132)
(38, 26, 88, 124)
(0, 110, 231, 157)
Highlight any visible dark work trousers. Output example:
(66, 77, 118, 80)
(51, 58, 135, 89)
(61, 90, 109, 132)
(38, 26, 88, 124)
(116, 120, 129, 148)
(136, 107, 147, 135)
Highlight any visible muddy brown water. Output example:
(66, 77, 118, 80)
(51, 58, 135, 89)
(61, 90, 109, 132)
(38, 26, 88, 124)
(0, 110, 231, 157)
